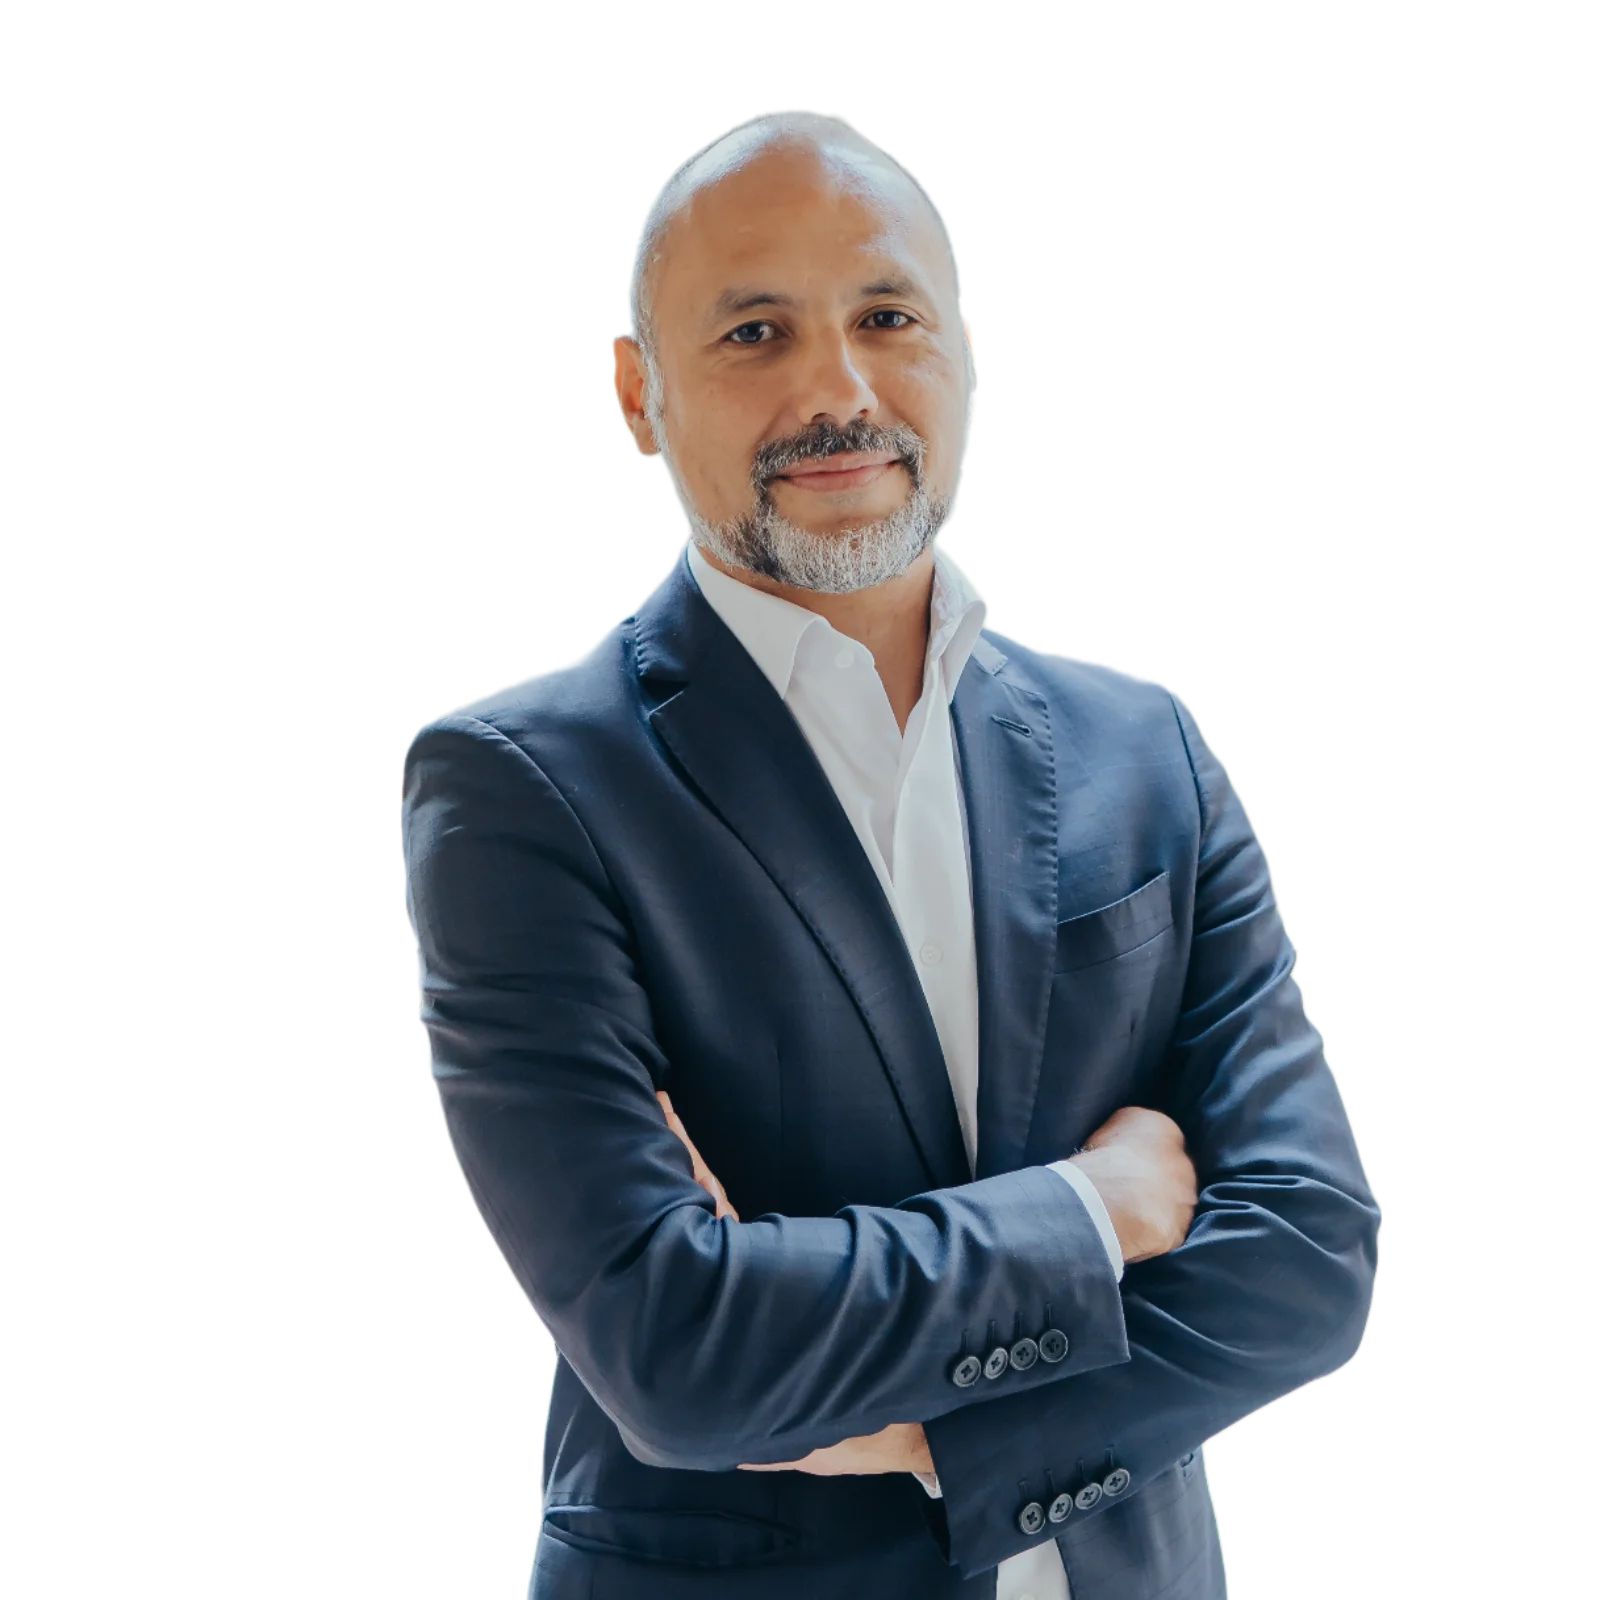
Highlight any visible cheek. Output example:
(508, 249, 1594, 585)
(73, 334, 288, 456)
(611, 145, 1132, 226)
(892, 354, 968, 473)
(669, 404, 764, 512)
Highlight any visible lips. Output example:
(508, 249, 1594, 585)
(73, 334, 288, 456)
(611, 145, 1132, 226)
(784, 451, 902, 473)
(777, 460, 902, 489)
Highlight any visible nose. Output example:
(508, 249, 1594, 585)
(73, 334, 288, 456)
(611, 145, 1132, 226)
(792, 331, 878, 429)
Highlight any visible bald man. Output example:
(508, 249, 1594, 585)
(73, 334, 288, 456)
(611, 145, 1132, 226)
(621, 112, 967, 613)
(402, 113, 1379, 1600)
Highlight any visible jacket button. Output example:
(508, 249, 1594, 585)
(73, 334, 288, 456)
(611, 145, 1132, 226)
(1017, 1500, 1046, 1536)
(1008, 1336, 1039, 1372)
(1102, 1467, 1132, 1497)
(983, 1346, 1010, 1380)
(949, 1354, 983, 1388)
(1038, 1328, 1069, 1363)
(1074, 1482, 1102, 1511)
(1047, 1491, 1074, 1524)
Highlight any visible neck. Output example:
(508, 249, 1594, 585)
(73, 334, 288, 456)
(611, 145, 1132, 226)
(691, 544, 934, 675)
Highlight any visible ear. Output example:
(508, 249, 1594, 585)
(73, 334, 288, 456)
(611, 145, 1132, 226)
(613, 336, 662, 456)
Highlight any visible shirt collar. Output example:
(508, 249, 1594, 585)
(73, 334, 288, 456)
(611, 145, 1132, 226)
(685, 539, 987, 705)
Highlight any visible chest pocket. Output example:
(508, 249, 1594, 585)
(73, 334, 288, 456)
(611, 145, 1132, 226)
(1054, 870, 1173, 972)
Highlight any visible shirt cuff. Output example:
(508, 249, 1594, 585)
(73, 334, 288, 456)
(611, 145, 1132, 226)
(1046, 1159, 1124, 1281)
(913, 1470, 943, 1499)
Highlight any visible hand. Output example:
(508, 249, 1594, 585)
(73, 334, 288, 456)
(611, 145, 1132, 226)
(657, 1090, 739, 1220)
(739, 1421, 932, 1477)
(1069, 1105, 1197, 1264)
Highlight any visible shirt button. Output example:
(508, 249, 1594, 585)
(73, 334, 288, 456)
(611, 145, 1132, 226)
(919, 943, 943, 965)
(833, 646, 853, 669)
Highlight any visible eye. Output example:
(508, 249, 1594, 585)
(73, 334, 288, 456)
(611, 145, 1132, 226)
(863, 309, 914, 330)
(725, 321, 777, 345)
(723, 308, 921, 344)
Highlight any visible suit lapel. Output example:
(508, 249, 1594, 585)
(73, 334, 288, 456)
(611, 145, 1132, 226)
(951, 643, 1061, 1179)
(634, 557, 970, 1192)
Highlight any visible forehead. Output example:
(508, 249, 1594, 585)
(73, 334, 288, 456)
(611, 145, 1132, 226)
(650, 143, 954, 327)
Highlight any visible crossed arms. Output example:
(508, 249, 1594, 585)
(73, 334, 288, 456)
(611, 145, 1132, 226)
(403, 700, 1380, 1575)
(660, 1090, 1200, 1479)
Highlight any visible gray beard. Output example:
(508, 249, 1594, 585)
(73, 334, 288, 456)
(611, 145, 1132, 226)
(687, 481, 950, 594)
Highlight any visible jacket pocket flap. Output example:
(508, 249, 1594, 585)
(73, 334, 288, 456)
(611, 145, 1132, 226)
(1054, 871, 1173, 972)
(543, 1505, 799, 1568)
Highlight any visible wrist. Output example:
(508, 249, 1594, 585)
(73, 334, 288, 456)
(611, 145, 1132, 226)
(1049, 1157, 1125, 1280)
(1066, 1151, 1133, 1259)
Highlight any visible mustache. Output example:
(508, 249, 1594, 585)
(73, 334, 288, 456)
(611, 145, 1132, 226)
(752, 425, 928, 480)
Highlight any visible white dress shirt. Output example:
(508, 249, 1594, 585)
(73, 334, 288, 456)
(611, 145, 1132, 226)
(685, 542, 1121, 1600)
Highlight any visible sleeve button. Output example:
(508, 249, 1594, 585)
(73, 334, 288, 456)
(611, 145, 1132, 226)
(1017, 1500, 1046, 1535)
(1102, 1467, 1132, 1497)
(1047, 1491, 1074, 1524)
(982, 1346, 1010, 1380)
(1074, 1482, 1102, 1511)
(1008, 1336, 1039, 1372)
(1037, 1327, 1069, 1363)
(949, 1354, 983, 1388)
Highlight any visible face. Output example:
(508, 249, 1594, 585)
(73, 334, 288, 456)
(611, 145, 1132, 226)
(615, 142, 973, 590)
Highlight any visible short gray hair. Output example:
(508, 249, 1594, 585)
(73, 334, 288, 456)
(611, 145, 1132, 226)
(628, 111, 960, 360)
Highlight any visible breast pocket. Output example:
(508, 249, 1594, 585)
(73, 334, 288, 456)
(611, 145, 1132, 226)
(1054, 871, 1174, 973)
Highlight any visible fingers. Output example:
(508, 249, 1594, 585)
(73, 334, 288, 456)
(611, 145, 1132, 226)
(1081, 1103, 1143, 1149)
(1083, 1104, 1184, 1150)
(657, 1091, 704, 1172)
(738, 1459, 811, 1472)
(656, 1090, 740, 1221)
(657, 1090, 707, 1177)
(696, 1157, 739, 1221)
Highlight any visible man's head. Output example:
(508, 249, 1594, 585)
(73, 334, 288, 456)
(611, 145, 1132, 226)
(613, 113, 974, 594)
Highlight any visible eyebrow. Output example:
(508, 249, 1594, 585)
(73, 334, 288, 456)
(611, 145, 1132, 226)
(709, 276, 925, 323)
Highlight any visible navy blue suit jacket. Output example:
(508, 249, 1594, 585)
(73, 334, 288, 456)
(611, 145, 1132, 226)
(402, 551, 1380, 1599)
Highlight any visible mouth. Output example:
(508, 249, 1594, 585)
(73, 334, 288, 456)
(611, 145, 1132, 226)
(770, 451, 903, 494)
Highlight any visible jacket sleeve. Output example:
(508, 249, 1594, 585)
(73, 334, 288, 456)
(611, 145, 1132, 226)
(402, 713, 1130, 1473)
(922, 696, 1381, 1576)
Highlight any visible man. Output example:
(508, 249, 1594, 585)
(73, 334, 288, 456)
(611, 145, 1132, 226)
(402, 112, 1379, 1600)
